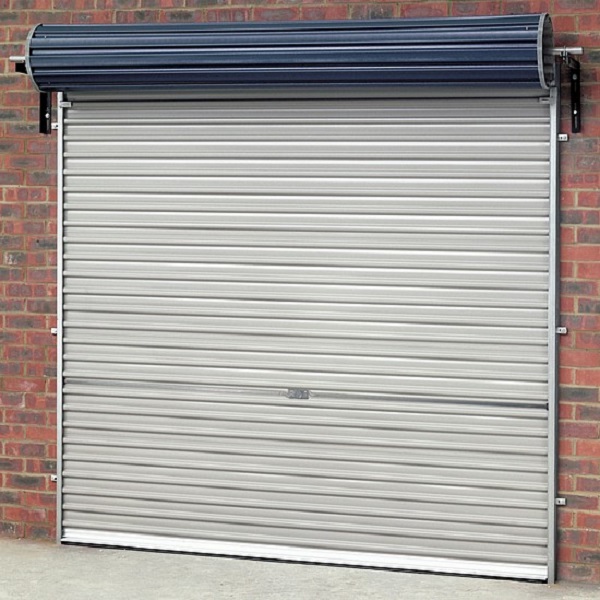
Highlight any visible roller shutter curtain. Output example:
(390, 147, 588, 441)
(60, 93, 554, 580)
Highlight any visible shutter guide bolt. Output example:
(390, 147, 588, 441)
(555, 498, 567, 506)
(556, 327, 568, 335)
(51, 327, 58, 336)
(50, 475, 58, 483)
(59, 101, 72, 108)
(558, 134, 569, 142)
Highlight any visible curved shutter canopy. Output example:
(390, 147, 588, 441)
(25, 15, 554, 92)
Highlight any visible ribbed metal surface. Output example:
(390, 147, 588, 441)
(61, 96, 552, 579)
(27, 15, 553, 92)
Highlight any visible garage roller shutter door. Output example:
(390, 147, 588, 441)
(59, 95, 555, 580)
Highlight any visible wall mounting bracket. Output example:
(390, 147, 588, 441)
(553, 46, 584, 134)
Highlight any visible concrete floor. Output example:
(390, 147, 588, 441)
(1, 539, 599, 600)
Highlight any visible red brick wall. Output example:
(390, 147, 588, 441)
(1, 0, 599, 583)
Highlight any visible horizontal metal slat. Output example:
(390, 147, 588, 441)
(64, 194, 550, 216)
(63, 278, 548, 307)
(62, 497, 546, 546)
(63, 262, 549, 290)
(63, 427, 549, 471)
(63, 395, 548, 436)
(63, 478, 547, 527)
(64, 444, 546, 490)
(63, 245, 549, 272)
(63, 381, 550, 417)
(63, 176, 549, 198)
(63, 229, 550, 252)
(60, 512, 548, 565)
(63, 212, 549, 233)
(63, 311, 549, 346)
(64, 122, 551, 140)
(63, 295, 548, 327)
(63, 410, 549, 450)
(63, 344, 548, 382)
(61, 461, 547, 508)
(64, 139, 550, 160)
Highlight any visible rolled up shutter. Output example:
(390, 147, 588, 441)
(26, 15, 553, 92)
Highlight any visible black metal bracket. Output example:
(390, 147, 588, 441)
(568, 58, 581, 134)
(39, 92, 52, 135)
(561, 51, 581, 134)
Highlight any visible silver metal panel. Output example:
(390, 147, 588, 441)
(61, 96, 553, 580)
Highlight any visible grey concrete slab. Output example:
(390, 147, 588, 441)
(0, 539, 598, 600)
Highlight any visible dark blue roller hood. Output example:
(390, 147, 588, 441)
(23, 15, 554, 92)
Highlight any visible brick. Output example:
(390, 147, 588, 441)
(555, 0, 600, 11)
(0, 521, 25, 538)
(563, 315, 600, 331)
(560, 349, 600, 368)
(3, 251, 27, 266)
(576, 478, 600, 493)
(25, 171, 56, 187)
(504, 0, 550, 11)
(579, 191, 600, 208)
(3, 508, 47, 524)
(301, 6, 349, 20)
(559, 528, 600, 546)
(558, 456, 598, 479)
(162, 9, 197, 21)
(254, 7, 300, 20)
(450, 1, 502, 16)
(577, 333, 600, 351)
(559, 403, 574, 419)
(24, 427, 56, 442)
(28, 237, 57, 251)
(4, 443, 46, 458)
(25, 204, 52, 219)
(576, 551, 600, 564)
(116, 10, 160, 22)
(3, 379, 46, 394)
(5, 410, 46, 426)
(0, 492, 20, 504)
(560, 438, 574, 457)
(0, 236, 22, 250)
(577, 405, 600, 421)
(557, 564, 600, 584)
(27, 269, 56, 283)
(578, 227, 600, 244)
(576, 439, 600, 457)
(575, 370, 600, 387)
(6, 475, 46, 490)
(0, 459, 23, 472)
(0, 204, 24, 219)
(564, 492, 600, 509)
(27, 460, 57, 474)
(579, 299, 600, 314)
(26, 299, 57, 314)
(561, 210, 600, 225)
(559, 421, 599, 439)
(0, 172, 23, 186)
(0, 393, 24, 408)
(560, 366, 574, 385)
(563, 245, 600, 261)
(24, 525, 54, 540)
(558, 508, 574, 529)
(399, 2, 448, 17)
(5, 315, 46, 330)
(22, 492, 55, 508)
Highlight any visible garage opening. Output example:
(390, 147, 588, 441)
(17, 15, 559, 581)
